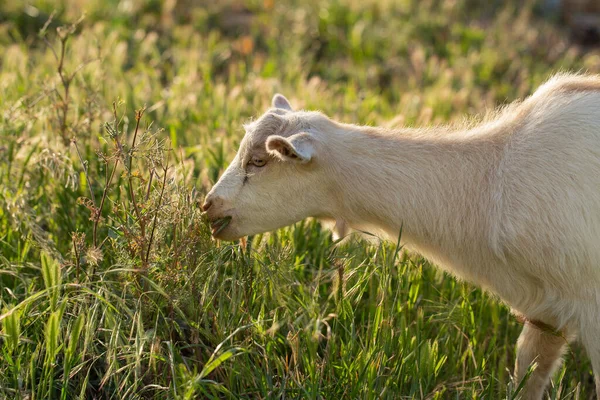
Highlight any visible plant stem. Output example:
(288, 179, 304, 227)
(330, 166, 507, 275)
(145, 162, 168, 268)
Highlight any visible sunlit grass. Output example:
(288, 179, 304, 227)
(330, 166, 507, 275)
(0, 0, 598, 398)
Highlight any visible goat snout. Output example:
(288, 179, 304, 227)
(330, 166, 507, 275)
(202, 193, 225, 213)
(201, 199, 213, 212)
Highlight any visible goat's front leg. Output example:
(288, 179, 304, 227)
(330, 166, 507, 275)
(579, 315, 600, 400)
(515, 322, 569, 400)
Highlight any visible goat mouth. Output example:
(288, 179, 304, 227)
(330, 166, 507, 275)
(210, 216, 232, 236)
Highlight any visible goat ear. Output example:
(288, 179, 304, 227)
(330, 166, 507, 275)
(266, 133, 313, 163)
(272, 94, 293, 111)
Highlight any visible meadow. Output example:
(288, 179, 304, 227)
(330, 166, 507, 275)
(0, 0, 599, 398)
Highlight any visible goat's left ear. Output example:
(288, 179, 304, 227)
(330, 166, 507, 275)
(266, 133, 314, 163)
(272, 94, 293, 111)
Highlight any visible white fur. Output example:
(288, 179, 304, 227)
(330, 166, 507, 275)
(203, 75, 600, 398)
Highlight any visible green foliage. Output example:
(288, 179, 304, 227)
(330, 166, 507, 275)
(0, 0, 597, 398)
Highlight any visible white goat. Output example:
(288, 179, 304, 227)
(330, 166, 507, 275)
(203, 73, 600, 399)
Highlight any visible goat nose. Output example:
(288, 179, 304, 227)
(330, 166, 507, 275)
(202, 199, 213, 212)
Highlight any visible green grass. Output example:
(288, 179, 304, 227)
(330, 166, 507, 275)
(0, 0, 598, 398)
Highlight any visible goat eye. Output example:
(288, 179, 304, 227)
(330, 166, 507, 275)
(250, 158, 266, 167)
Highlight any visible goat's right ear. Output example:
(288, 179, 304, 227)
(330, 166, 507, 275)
(266, 133, 313, 163)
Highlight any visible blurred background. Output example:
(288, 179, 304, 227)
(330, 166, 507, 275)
(2, 0, 599, 182)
